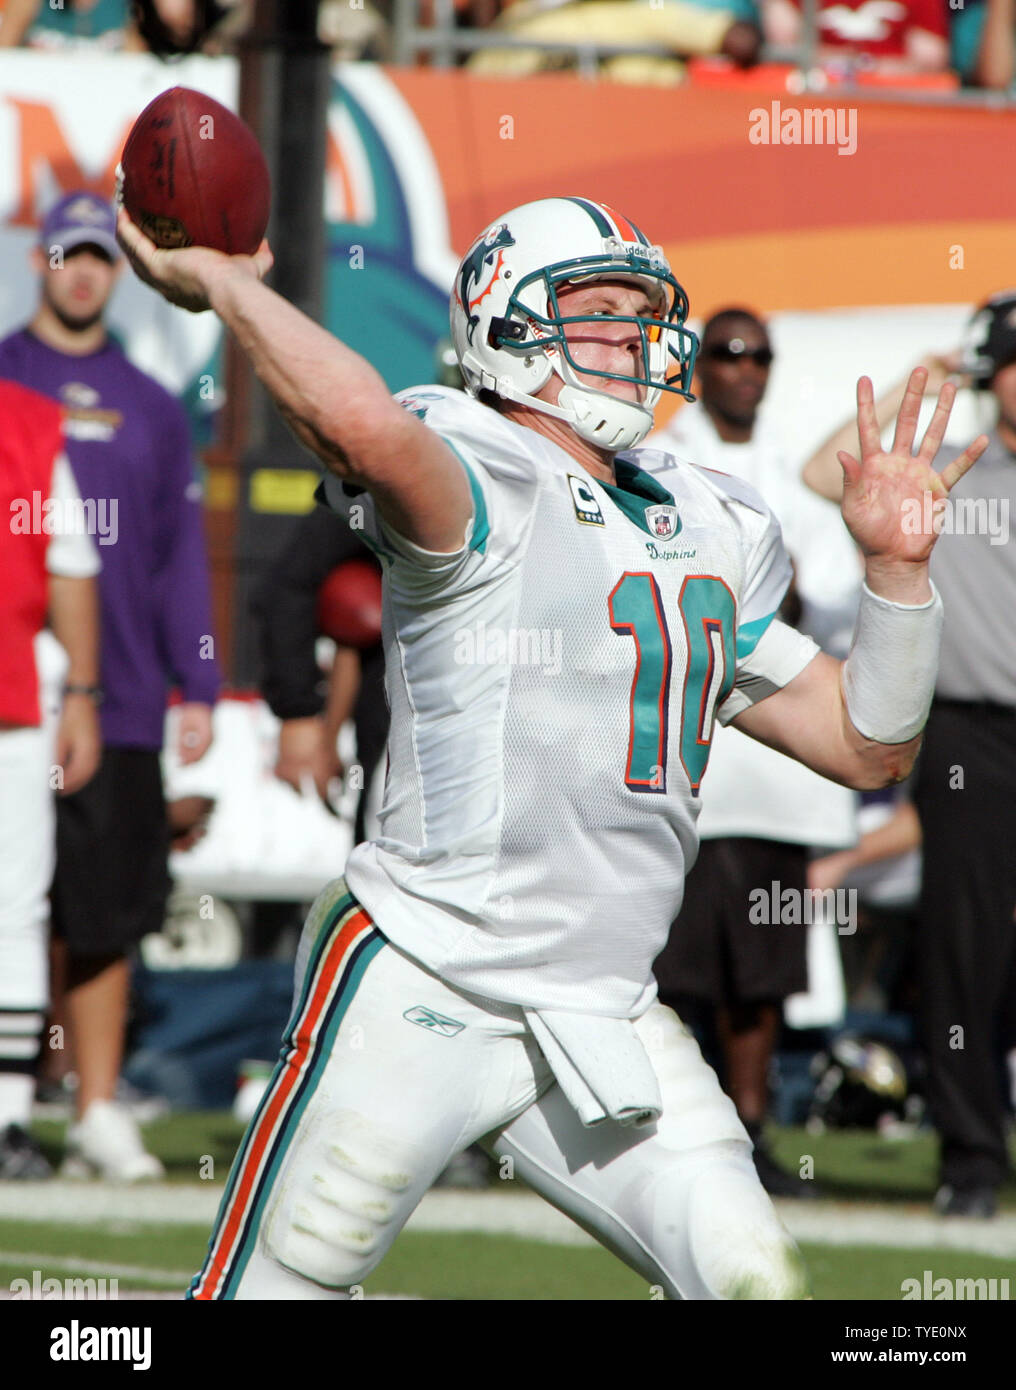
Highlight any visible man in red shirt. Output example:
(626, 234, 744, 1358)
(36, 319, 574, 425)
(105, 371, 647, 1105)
(0, 379, 101, 1177)
(762, 0, 949, 72)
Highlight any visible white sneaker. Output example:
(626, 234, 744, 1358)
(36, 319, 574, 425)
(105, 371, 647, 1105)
(62, 1100, 165, 1182)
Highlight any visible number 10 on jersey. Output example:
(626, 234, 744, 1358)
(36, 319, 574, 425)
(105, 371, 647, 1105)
(608, 572, 736, 795)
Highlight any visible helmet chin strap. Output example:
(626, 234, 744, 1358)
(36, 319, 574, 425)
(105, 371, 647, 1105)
(487, 374, 655, 452)
(548, 337, 657, 450)
(557, 385, 654, 451)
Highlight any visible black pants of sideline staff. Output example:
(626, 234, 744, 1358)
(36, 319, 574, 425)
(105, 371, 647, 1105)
(914, 700, 1016, 1195)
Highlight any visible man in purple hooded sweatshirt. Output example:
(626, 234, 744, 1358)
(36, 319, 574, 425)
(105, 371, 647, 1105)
(0, 191, 220, 1180)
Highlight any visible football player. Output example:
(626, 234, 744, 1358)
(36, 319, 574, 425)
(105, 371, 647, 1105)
(118, 197, 987, 1300)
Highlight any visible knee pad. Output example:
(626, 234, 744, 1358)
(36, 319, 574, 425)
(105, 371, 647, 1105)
(680, 1145, 810, 1300)
(263, 1109, 422, 1290)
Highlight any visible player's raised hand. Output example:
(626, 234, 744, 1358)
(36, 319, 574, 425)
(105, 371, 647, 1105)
(836, 367, 989, 570)
(116, 208, 273, 314)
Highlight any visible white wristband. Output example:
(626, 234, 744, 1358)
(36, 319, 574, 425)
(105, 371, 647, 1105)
(842, 581, 943, 744)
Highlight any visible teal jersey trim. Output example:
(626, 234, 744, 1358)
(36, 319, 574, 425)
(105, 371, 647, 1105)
(598, 458, 678, 536)
(314, 444, 488, 559)
(440, 439, 489, 555)
(736, 611, 777, 659)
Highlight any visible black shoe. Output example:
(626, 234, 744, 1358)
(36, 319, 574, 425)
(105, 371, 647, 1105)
(0, 1123, 54, 1180)
(753, 1144, 822, 1200)
(933, 1184, 997, 1219)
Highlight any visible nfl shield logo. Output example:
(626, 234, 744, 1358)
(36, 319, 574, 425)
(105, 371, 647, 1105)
(645, 504, 680, 539)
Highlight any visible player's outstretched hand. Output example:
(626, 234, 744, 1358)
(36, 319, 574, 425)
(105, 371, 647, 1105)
(116, 208, 273, 314)
(837, 367, 989, 569)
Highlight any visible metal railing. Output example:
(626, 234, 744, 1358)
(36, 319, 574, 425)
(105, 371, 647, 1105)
(391, 0, 819, 74)
(386, 0, 1016, 104)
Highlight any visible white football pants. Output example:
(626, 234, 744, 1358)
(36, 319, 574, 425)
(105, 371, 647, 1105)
(188, 880, 808, 1301)
(0, 633, 68, 1067)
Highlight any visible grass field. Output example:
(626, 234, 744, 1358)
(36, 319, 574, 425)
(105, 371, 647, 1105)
(23, 1112, 1016, 1206)
(2, 1224, 1016, 1301)
(1, 1113, 1013, 1301)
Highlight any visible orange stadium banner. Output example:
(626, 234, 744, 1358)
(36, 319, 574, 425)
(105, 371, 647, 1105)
(386, 69, 1016, 317)
(375, 68, 1016, 437)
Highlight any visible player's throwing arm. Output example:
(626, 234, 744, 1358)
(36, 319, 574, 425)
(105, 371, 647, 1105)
(115, 210, 472, 556)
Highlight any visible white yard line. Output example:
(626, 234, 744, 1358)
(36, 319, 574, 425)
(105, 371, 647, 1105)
(0, 1249, 418, 1299)
(408, 1191, 1016, 1259)
(778, 1205, 1016, 1258)
(1, 1183, 1014, 1257)
(0, 1251, 191, 1283)
(0, 1182, 219, 1226)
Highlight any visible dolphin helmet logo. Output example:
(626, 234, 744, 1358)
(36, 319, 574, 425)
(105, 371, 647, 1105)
(457, 223, 516, 344)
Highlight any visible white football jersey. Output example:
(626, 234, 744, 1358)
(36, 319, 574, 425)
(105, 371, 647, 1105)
(319, 387, 819, 1016)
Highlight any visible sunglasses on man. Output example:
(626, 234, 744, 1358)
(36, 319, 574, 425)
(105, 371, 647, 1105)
(704, 341, 774, 368)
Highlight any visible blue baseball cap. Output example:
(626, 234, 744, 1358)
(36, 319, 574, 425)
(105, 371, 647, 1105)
(40, 191, 120, 262)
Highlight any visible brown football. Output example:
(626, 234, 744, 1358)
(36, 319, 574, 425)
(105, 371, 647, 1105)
(119, 86, 270, 255)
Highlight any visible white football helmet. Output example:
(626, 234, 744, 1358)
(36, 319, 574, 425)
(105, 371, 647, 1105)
(450, 196, 698, 452)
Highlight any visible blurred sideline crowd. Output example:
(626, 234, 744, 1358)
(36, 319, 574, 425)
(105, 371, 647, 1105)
(1, 180, 1014, 1221)
(2, 0, 1016, 91)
